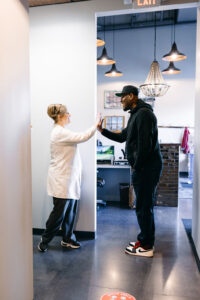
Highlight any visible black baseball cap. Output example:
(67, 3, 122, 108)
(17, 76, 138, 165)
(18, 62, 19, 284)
(115, 85, 139, 97)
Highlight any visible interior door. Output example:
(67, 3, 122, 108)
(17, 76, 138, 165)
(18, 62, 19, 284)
(192, 5, 200, 260)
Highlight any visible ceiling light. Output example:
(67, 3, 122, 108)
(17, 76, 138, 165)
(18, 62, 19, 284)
(162, 12, 187, 62)
(104, 16, 123, 76)
(162, 42, 187, 61)
(140, 13, 169, 97)
(97, 17, 115, 65)
(105, 64, 123, 77)
(97, 47, 115, 65)
(97, 37, 105, 47)
(162, 61, 181, 75)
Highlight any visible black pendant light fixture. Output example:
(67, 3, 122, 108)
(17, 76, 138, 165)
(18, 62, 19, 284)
(162, 11, 187, 62)
(105, 64, 123, 77)
(97, 47, 116, 65)
(97, 37, 105, 47)
(97, 17, 115, 65)
(162, 42, 187, 61)
(105, 16, 123, 77)
(162, 61, 181, 75)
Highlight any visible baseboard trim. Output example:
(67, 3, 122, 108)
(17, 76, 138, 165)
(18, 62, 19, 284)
(33, 228, 96, 240)
(182, 219, 200, 272)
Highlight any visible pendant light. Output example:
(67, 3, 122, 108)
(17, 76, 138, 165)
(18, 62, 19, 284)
(140, 13, 169, 97)
(97, 47, 116, 65)
(105, 63, 123, 77)
(162, 61, 181, 75)
(162, 11, 186, 62)
(97, 17, 115, 65)
(105, 16, 123, 77)
(97, 37, 105, 47)
(162, 42, 186, 61)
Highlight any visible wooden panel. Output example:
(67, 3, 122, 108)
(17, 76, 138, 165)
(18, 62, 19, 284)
(29, 0, 88, 7)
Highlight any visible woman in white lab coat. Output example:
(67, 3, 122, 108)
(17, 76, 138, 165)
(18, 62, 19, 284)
(38, 104, 99, 252)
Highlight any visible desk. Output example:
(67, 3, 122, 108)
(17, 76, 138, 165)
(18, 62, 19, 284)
(97, 164, 131, 203)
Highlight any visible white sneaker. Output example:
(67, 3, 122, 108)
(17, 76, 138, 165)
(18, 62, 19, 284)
(61, 240, 81, 249)
(129, 241, 155, 251)
(125, 245, 154, 257)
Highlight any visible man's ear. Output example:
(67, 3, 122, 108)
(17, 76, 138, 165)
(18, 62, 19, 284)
(129, 93, 134, 100)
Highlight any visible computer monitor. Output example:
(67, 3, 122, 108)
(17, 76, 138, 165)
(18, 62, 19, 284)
(97, 145, 114, 161)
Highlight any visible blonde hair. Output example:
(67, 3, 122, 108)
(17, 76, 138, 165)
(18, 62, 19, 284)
(47, 104, 67, 123)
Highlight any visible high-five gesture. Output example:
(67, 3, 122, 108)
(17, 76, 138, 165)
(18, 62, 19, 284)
(97, 118, 104, 133)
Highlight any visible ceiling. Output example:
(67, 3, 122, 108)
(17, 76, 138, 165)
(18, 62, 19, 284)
(97, 8, 197, 31)
(29, 0, 89, 7)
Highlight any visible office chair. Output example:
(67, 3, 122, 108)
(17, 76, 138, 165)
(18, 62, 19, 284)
(97, 175, 106, 208)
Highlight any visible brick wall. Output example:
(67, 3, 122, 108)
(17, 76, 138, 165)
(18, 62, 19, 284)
(156, 144, 180, 207)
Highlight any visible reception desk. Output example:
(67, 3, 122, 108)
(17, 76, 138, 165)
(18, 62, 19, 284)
(97, 164, 131, 203)
(97, 143, 180, 207)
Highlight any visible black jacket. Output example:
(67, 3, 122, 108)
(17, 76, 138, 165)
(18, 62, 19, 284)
(102, 99, 162, 170)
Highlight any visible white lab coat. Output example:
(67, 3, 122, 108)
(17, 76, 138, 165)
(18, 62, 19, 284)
(47, 124, 96, 200)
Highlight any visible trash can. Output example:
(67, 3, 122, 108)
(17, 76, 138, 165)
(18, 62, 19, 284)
(119, 183, 129, 208)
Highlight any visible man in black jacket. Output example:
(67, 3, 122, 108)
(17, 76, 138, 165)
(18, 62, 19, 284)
(97, 85, 162, 257)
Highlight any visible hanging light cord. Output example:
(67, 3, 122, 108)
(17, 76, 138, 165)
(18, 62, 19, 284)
(173, 10, 176, 42)
(154, 12, 157, 61)
(113, 16, 115, 60)
(171, 20, 173, 46)
(104, 16, 105, 43)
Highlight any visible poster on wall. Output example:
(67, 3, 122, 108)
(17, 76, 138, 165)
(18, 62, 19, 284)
(104, 91, 122, 109)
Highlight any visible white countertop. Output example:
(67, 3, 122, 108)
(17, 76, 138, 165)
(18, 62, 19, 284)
(97, 164, 130, 169)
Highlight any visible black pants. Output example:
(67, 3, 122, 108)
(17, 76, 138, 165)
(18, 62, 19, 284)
(132, 160, 162, 247)
(42, 197, 78, 244)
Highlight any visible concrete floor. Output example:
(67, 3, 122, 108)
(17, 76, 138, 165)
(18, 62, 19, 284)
(33, 179, 200, 300)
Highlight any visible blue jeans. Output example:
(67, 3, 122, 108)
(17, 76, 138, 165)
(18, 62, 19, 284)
(132, 160, 162, 247)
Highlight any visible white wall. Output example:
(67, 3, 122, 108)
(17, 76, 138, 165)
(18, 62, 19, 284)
(97, 22, 196, 171)
(193, 6, 200, 259)
(0, 1, 33, 300)
(30, 0, 132, 232)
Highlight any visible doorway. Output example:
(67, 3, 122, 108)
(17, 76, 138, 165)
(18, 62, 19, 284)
(96, 7, 196, 224)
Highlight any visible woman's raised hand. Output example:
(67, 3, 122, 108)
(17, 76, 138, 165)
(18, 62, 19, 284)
(95, 113, 101, 126)
(96, 115, 104, 133)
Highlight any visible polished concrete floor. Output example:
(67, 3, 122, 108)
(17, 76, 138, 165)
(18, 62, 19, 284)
(33, 179, 200, 300)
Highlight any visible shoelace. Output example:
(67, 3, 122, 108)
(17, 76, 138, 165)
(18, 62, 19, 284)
(133, 241, 141, 249)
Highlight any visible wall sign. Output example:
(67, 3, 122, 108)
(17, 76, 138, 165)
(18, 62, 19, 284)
(134, 0, 161, 7)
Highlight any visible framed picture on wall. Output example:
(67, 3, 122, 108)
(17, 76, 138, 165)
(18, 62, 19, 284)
(104, 90, 122, 109)
(104, 116, 125, 133)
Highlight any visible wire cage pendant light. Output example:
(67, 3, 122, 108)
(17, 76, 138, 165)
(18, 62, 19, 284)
(140, 13, 169, 97)
(162, 61, 181, 75)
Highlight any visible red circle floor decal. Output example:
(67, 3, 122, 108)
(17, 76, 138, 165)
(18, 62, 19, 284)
(100, 292, 136, 300)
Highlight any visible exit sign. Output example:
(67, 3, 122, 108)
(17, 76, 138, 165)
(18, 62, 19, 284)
(134, 0, 160, 7)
